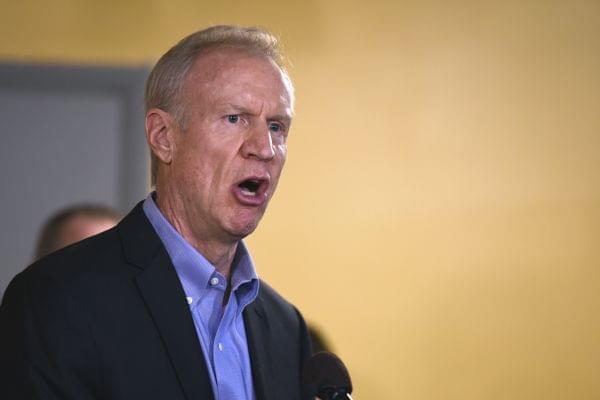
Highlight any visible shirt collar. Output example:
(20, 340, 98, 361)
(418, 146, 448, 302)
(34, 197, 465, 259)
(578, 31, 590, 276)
(142, 192, 259, 308)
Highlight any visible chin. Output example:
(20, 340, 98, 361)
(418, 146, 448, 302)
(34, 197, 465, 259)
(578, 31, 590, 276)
(221, 205, 267, 240)
(224, 216, 262, 239)
(225, 223, 259, 240)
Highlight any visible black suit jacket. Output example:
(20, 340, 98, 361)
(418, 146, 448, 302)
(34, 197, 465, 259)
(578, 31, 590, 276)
(0, 203, 311, 400)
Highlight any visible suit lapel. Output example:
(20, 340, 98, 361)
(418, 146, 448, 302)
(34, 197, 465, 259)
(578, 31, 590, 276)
(244, 294, 273, 400)
(119, 204, 214, 400)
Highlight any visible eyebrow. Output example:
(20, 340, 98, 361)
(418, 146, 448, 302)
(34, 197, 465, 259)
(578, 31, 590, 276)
(220, 104, 292, 122)
(269, 113, 293, 123)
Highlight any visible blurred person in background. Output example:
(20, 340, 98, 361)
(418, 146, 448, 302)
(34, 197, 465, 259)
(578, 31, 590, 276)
(34, 204, 120, 260)
(0, 25, 311, 400)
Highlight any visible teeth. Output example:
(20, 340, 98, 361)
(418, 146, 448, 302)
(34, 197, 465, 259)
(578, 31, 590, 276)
(239, 179, 261, 196)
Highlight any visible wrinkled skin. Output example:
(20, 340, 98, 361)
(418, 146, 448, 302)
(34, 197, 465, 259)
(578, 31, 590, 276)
(146, 46, 293, 275)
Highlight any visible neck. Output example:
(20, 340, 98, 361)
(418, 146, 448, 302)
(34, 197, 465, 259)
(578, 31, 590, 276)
(154, 190, 238, 279)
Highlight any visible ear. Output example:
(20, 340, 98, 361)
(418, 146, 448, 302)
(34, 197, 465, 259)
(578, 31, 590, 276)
(145, 108, 177, 165)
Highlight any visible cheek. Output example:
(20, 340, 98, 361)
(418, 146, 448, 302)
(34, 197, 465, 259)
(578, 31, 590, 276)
(177, 169, 202, 197)
(276, 143, 287, 161)
(174, 152, 212, 188)
(271, 146, 287, 182)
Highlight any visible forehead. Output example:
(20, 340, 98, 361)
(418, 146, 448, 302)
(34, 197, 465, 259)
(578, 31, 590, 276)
(183, 47, 293, 110)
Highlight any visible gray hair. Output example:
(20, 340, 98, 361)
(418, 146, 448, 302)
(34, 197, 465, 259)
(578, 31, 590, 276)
(145, 25, 292, 186)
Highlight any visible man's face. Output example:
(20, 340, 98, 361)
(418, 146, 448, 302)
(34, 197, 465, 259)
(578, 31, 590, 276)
(164, 48, 293, 243)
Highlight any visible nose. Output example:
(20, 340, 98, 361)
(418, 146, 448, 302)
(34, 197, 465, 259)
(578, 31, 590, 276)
(242, 123, 275, 161)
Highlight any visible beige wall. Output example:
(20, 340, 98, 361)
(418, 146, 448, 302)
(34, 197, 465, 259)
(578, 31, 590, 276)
(2, 1, 599, 398)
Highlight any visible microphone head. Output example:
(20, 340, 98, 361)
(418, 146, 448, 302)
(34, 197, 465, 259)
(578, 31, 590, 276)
(302, 351, 353, 399)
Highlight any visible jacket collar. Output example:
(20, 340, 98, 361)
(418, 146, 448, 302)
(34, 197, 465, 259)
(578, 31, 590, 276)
(117, 203, 215, 400)
(117, 203, 277, 400)
(244, 295, 270, 400)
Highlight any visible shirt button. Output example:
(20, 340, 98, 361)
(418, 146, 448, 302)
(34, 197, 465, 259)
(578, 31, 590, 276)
(210, 277, 219, 286)
(186, 297, 193, 305)
(218, 343, 224, 351)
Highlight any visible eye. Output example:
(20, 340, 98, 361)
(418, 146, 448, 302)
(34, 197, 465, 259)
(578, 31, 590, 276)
(269, 122, 285, 133)
(227, 114, 240, 124)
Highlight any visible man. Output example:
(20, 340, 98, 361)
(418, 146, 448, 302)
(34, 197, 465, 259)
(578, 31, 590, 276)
(0, 26, 311, 400)
(34, 204, 120, 260)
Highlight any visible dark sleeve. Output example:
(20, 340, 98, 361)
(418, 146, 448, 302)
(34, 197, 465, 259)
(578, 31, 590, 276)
(295, 306, 314, 400)
(0, 272, 100, 400)
(295, 305, 312, 370)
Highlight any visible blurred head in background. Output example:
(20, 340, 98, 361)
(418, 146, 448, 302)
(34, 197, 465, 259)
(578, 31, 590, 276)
(34, 204, 120, 260)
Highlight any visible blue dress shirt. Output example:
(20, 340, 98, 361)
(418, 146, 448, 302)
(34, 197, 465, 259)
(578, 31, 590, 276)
(143, 193, 259, 400)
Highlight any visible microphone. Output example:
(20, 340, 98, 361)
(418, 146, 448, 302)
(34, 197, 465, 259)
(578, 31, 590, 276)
(302, 351, 354, 400)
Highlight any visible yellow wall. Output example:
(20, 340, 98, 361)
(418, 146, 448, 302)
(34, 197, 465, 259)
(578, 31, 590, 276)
(2, 1, 599, 398)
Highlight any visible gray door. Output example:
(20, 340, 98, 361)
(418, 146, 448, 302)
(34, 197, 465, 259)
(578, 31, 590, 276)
(0, 63, 149, 295)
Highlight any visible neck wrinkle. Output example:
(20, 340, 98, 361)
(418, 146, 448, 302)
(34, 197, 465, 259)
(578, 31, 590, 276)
(154, 190, 238, 280)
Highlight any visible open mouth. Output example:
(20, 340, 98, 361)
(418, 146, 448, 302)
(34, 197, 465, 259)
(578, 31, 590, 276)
(239, 179, 261, 196)
(237, 178, 268, 197)
(232, 175, 270, 206)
